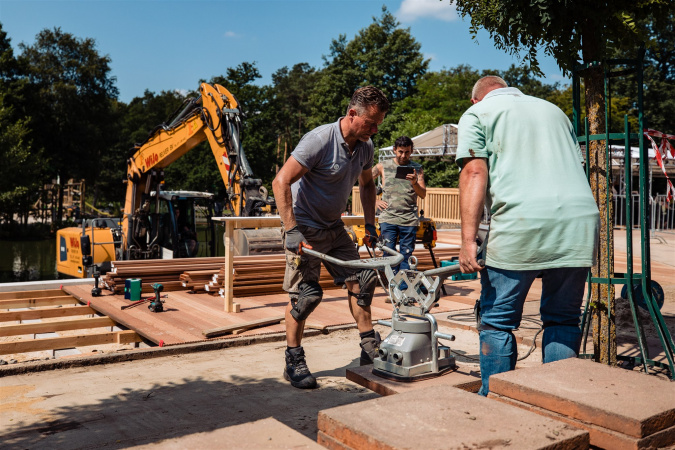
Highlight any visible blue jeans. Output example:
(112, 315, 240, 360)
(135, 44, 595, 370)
(379, 223, 417, 273)
(477, 266, 589, 396)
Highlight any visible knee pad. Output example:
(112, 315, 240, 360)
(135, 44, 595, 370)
(290, 281, 323, 321)
(349, 269, 377, 307)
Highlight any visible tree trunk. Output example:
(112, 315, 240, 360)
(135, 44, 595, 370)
(583, 27, 616, 366)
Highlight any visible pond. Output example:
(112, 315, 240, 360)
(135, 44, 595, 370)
(0, 238, 60, 283)
(0, 224, 227, 283)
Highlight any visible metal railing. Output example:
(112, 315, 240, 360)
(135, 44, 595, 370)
(614, 194, 675, 230)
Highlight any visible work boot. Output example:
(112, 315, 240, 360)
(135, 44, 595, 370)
(283, 346, 317, 389)
(359, 331, 381, 366)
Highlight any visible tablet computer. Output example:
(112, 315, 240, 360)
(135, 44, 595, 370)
(395, 166, 415, 179)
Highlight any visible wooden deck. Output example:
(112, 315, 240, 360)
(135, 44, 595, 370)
(63, 281, 480, 346)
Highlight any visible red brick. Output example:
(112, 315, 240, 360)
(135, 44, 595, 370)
(489, 358, 675, 439)
(318, 385, 589, 449)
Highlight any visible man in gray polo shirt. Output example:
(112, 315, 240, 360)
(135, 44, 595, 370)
(272, 86, 390, 389)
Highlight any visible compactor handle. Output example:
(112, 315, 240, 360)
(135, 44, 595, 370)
(302, 245, 404, 271)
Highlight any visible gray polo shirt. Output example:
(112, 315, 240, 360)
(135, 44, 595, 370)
(291, 117, 374, 229)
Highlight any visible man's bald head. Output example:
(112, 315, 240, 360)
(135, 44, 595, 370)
(471, 76, 508, 103)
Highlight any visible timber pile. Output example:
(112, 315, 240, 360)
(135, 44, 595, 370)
(102, 257, 225, 294)
(100, 247, 460, 298)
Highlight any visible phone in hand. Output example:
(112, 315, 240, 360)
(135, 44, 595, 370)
(395, 166, 415, 179)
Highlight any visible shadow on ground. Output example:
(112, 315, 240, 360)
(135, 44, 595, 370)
(1, 374, 378, 449)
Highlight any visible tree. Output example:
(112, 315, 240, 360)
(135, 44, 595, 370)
(309, 6, 429, 147)
(0, 98, 41, 225)
(0, 23, 42, 226)
(270, 63, 319, 168)
(18, 27, 119, 224)
(450, 0, 674, 365)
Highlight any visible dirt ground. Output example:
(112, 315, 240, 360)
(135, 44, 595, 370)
(0, 229, 671, 449)
(0, 322, 545, 450)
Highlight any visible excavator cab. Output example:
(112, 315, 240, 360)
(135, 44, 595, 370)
(135, 190, 216, 260)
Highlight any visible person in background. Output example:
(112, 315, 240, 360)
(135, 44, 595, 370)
(372, 136, 426, 278)
(456, 75, 599, 396)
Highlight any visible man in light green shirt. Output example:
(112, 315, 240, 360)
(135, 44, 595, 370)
(456, 76, 599, 396)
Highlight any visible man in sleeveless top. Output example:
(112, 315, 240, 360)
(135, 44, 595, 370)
(372, 136, 426, 275)
(272, 86, 390, 389)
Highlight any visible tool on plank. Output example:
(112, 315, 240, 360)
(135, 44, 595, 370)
(148, 283, 165, 313)
(303, 224, 487, 382)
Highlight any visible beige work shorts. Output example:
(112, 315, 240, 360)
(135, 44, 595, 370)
(282, 224, 359, 294)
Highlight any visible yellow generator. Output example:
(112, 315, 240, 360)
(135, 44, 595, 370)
(56, 219, 120, 278)
(351, 213, 437, 250)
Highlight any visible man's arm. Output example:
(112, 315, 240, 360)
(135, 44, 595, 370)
(372, 162, 388, 211)
(458, 157, 488, 273)
(358, 166, 377, 226)
(408, 168, 426, 199)
(272, 156, 308, 229)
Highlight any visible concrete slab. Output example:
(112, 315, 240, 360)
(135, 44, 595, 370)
(317, 385, 589, 450)
(346, 364, 481, 396)
(130, 417, 324, 449)
(488, 358, 675, 440)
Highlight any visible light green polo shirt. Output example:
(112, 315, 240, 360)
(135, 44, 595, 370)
(456, 88, 599, 270)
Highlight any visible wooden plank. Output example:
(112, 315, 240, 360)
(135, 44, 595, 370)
(202, 315, 285, 338)
(0, 305, 96, 322)
(0, 289, 65, 300)
(0, 316, 115, 337)
(0, 296, 81, 309)
(0, 330, 140, 355)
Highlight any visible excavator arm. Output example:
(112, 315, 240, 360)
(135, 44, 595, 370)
(122, 83, 275, 255)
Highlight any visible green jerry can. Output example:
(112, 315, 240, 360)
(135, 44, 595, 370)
(124, 278, 142, 301)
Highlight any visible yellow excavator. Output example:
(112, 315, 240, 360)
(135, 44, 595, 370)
(56, 83, 279, 278)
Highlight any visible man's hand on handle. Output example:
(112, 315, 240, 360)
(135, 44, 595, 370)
(285, 226, 313, 255)
(459, 240, 484, 274)
(363, 223, 378, 249)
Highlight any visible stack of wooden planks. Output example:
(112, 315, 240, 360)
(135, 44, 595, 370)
(100, 246, 460, 298)
(102, 257, 225, 294)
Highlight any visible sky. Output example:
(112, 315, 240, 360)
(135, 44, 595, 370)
(0, 0, 568, 104)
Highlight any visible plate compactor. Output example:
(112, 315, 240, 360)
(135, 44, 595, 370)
(303, 229, 486, 382)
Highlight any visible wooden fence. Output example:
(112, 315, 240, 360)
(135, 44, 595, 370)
(351, 187, 460, 225)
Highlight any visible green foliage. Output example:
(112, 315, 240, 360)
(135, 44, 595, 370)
(309, 6, 429, 147)
(0, 100, 42, 224)
(451, 0, 672, 75)
(610, 10, 675, 133)
(17, 27, 118, 222)
(270, 63, 319, 154)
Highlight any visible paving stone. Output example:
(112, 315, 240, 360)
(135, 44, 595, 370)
(488, 358, 675, 442)
(346, 363, 481, 396)
(490, 393, 675, 450)
(131, 417, 323, 449)
(318, 385, 589, 450)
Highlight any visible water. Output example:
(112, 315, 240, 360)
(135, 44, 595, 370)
(0, 239, 59, 283)
(0, 224, 227, 283)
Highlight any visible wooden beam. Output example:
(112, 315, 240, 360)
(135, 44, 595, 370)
(202, 315, 285, 338)
(0, 305, 96, 322)
(0, 289, 64, 300)
(0, 330, 140, 355)
(0, 296, 81, 309)
(0, 317, 115, 337)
